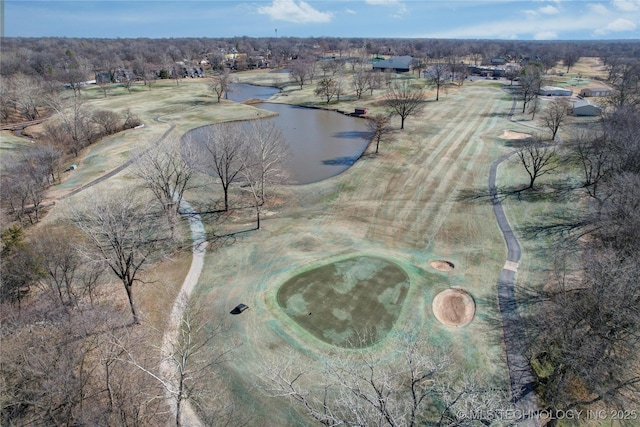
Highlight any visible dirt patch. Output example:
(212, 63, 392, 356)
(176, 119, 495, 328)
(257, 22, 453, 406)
(499, 130, 532, 140)
(432, 288, 475, 327)
(430, 260, 455, 271)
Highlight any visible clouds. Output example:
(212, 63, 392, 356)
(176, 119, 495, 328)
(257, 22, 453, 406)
(419, 0, 639, 40)
(365, 0, 407, 18)
(595, 18, 637, 35)
(4, 0, 639, 39)
(613, 0, 640, 12)
(257, 0, 332, 23)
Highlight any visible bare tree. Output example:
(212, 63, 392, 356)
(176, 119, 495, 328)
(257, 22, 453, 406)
(607, 61, 640, 108)
(366, 71, 383, 96)
(572, 133, 612, 206)
(384, 82, 426, 130)
(132, 138, 195, 238)
(314, 77, 339, 104)
(427, 62, 449, 101)
(47, 95, 95, 157)
(0, 147, 56, 224)
(98, 78, 112, 98)
(541, 97, 570, 140)
(192, 123, 247, 212)
(366, 114, 393, 154)
(352, 70, 369, 99)
(161, 294, 236, 427)
(92, 109, 121, 137)
(0, 225, 39, 306)
(519, 64, 543, 114)
(289, 57, 315, 89)
(562, 50, 580, 74)
(262, 332, 509, 427)
(31, 225, 81, 307)
(209, 69, 233, 102)
(505, 66, 520, 86)
(7, 73, 43, 121)
(71, 190, 170, 324)
(524, 246, 640, 423)
(515, 136, 559, 190)
(243, 119, 290, 204)
(240, 119, 290, 229)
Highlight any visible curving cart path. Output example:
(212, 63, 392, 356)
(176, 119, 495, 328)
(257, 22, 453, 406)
(159, 199, 206, 427)
(489, 90, 539, 426)
(50, 116, 205, 425)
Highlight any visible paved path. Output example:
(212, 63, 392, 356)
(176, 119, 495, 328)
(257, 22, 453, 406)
(489, 90, 539, 426)
(58, 120, 175, 201)
(51, 116, 205, 425)
(159, 199, 206, 427)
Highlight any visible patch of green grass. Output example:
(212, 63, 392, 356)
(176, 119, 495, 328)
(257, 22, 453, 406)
(277, 256, 410, 348)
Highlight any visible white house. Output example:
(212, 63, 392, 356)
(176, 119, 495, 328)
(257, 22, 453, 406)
(539, 86, 573, 96)
(573, 99, 602, 116)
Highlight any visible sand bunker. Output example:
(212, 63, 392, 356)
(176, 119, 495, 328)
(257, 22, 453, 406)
(430, 260, 455, 271)
(432, 288, 475, 327)
(499, 130, 532, 140)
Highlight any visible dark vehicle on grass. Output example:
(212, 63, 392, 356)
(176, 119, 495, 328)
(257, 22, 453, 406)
(230, 303, 249, 315)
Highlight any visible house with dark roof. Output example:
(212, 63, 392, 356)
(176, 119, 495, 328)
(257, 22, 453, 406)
(372, 56, 413, 73)
(573, 99, 602, 116)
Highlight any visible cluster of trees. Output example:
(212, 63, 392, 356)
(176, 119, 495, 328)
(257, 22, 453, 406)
(0, 137, 248, 424)
(0, 98, 141, 226)
(508, 69, 640, 421)
(184, 119, 290, 228)
(3, 36, 638, 126)
(263, 331, 512, 427)
(0, 240, 236, 426)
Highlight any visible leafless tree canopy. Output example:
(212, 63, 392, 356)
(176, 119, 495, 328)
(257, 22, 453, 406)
(366, 114, 393, 154)
(515, 136, 559, 190)
(541, 98, 570, 140)
(132, 137, 196, 237)
(71, 190, 171, 325)
(522, 104, 640, 420)
(262, 332, 510, 427)
(209, 69, 233, 102)
(384, 82, 426, 130)
(184, 119, 289, 216)
(519, 64, 543, 114)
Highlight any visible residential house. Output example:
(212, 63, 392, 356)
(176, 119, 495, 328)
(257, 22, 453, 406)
(372, 56, 413, 73)
(579, 87, 612, 97)
(573, 99, 602, 116)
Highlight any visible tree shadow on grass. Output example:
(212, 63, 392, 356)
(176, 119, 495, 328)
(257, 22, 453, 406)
(458, 180, 581, 206)
(322, 155, 359, 166)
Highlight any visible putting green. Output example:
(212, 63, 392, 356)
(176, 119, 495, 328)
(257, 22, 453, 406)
(276, 256, 409, 348)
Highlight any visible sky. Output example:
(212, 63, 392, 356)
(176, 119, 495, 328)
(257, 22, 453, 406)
(3, 0, 640, 40)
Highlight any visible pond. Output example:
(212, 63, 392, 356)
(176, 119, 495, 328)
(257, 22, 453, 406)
(220, 83, 371, 184)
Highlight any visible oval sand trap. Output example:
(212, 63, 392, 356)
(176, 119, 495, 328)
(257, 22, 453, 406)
(499, 130, 532, 140)
(430, 260, 455, 271)
(432, 288, 475, 327)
